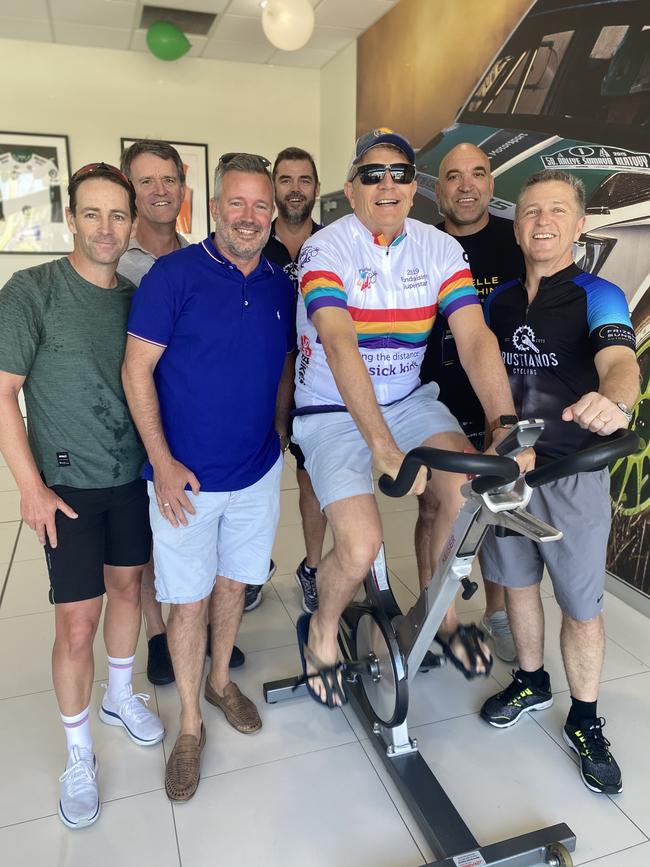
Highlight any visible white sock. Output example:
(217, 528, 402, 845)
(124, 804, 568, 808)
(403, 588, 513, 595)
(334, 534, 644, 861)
(106, 654, 135, 704)
(61, 705, 93, 756)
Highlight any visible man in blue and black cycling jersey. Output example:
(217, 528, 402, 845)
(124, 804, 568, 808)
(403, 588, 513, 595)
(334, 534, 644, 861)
(291, 128, 534, 707)
(479, 169, 640, 796)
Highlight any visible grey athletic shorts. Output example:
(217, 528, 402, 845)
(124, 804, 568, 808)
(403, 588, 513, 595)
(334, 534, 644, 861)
(292, 382, 464, 511)
(481, 468, 611, 621)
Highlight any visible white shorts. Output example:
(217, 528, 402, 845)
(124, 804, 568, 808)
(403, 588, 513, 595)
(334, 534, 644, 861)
(292, 383, 463, 511)
(148, 457, 282, 604)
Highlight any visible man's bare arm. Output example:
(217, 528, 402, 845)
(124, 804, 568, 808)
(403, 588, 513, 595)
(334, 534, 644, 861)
(0, 371, 77, 546)
(450, 305, 534, 468)
(275, 350, 296, 449)
(311, 306, 427, 492)
(562, 344, 640, 436)
(122, 335, 200, 527)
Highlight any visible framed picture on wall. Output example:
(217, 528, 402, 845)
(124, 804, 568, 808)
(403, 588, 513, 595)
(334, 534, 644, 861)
(121, 138, 210, 244)
(0, 131, 72, 254)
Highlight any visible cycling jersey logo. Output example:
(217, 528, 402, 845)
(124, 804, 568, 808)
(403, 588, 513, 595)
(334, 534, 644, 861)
(300, 335, 313, 358)
(356, 267, 377, 292)
(298, 245, 319, 268)
(504, 324, 558, 374)
(512, 325, 539, 353)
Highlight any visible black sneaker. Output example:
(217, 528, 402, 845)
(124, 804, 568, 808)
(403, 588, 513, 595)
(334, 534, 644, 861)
(244, 560, 276, 613)
(563, 717, 622, 794)
(205, 623, 245, 668)
(480, 671, 553, 728)
(147, 633, 174, 686)
(295, 558, 318, 614)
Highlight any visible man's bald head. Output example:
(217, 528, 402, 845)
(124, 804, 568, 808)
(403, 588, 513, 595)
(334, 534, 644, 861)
(436, 143, 494, 235)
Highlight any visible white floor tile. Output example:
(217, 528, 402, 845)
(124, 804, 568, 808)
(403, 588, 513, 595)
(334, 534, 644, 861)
(603, 591, 650, 666)
(13, 524, 44, 561)
(0, 674, 165, 827)
(583, 842, 650, 866)
(534, 671, 650, 838)
(0, 490, 20, 522)
(0, 521, 19, 560)
(0, 608, 148, 700)
(0, 467, 17, 491)
(0, 557, 51, 619)
(156, 644, 357, 780)
(409, 713, 645, 865)
(278, 488, 301, 527)
(0, 789, 180, 867)
(173, 742, 425, 867)
(235, 582, 296, 653)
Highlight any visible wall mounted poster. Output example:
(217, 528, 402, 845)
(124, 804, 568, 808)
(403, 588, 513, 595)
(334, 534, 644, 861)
(121, 139, 209, 244)
(0, 131, 71, 254)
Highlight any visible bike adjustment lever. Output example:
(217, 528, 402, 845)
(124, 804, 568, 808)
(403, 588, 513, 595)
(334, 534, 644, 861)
(461, 577, 478, 600)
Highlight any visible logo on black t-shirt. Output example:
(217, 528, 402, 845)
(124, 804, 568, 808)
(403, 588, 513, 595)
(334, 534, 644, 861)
(512, 325, 539, 354)
(503, 325, 559, 374)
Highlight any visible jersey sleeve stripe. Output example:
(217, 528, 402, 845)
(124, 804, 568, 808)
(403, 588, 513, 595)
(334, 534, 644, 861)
(306, 295, 348, 317)
(440, 293, 480, 319)
(300, 269, 345, 296)
(439, 268, 474, 294)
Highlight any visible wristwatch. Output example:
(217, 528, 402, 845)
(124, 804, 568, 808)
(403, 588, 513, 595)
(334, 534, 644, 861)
(490, 414, 518, 433)
(616, 402, 633, 422)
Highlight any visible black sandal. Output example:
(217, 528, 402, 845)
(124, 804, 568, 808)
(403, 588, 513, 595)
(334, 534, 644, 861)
(294, 614, 348, 708)
(436, 623, 493, 680)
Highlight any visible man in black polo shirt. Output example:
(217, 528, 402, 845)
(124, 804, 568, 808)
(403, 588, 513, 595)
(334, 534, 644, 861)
(245, 147, 324, 616)
(479, 169, 639, 795)
(419, 143, 524, 665)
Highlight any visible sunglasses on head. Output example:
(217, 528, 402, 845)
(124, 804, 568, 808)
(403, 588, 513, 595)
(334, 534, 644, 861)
(351, 163, 416, 185)
(219, 152, 271, 169)
(70, 162, 131, 187)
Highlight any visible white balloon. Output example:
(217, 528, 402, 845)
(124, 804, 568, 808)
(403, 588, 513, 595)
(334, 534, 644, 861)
(262, 0, 315, 52)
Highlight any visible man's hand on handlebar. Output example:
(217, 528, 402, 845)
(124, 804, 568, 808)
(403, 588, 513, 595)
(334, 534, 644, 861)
(562, 392, 630, 436)
(488, 426, 536, 473)
(375, 447, 429, 496)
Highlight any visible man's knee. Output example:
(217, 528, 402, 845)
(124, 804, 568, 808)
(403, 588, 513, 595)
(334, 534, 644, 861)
(55, 605, 99, 658)
(170, 598, 208, 625)
(417, 485, 437, 524)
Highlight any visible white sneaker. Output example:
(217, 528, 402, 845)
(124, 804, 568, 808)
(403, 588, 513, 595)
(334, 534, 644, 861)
(99, 684, 165, 746)
(58, 746, 100, 830)
(480, 610, 517, 663)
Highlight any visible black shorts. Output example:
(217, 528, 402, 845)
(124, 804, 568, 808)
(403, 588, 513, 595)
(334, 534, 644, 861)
(44, 478, 151, 604)
(288, 439, 306, 470)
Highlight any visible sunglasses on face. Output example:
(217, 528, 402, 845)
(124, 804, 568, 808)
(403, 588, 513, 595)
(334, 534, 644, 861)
(218, 152, 271, 169)
(70, 162, 131, 187)
(351, 163, 416, 185)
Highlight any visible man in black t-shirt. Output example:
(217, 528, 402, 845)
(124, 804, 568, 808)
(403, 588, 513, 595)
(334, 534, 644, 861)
(418, 143, 523, 665)
(246, 147, 324, 616)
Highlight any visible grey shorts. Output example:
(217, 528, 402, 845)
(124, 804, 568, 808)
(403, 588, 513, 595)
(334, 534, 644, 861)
(292, 383, 464, 511)
(480, 469, 611, 621)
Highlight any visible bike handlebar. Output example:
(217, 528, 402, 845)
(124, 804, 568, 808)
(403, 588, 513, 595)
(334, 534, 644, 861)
(524, 428, 640, 488)
(378, 447, 519, 497)
(378, 428, 641, 499)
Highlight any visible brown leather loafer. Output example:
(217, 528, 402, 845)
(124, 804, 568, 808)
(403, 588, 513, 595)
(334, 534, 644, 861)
(165, 724, 206, 801)
(204, 680, 262, 734)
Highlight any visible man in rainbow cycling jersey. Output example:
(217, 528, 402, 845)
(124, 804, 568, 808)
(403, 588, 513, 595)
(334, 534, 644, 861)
(291, 128, 533, 706)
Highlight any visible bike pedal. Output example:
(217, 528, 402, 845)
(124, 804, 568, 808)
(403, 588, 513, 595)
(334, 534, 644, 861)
(418, 651, 445, 672)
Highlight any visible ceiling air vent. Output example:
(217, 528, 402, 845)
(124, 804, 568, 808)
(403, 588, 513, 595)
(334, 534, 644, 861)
(140, 5, 217, 36)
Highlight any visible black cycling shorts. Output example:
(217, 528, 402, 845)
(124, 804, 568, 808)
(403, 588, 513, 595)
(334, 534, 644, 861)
(44, 478, 151, 604)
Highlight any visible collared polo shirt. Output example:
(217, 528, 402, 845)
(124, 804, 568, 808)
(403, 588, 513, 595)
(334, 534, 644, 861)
(127, 236, 295, 491)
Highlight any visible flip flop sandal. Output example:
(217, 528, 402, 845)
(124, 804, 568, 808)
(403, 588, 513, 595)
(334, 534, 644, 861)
(294, 613, 348, 708)
(436, 623, 493, 680)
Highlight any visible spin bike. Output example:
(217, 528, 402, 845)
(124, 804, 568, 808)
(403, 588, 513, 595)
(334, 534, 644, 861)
(264, 421, 640, 867)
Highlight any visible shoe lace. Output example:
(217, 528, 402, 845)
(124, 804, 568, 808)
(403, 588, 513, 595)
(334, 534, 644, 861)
(299, 564, 318, 606)
(59, 747, 96, 792)
(120, 691, 154, 723)
(575, 717, 612, 763)
(502, 672, 535, 707)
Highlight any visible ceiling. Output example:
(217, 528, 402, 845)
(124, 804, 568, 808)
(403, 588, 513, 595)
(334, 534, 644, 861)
(0, 0, 398, 69)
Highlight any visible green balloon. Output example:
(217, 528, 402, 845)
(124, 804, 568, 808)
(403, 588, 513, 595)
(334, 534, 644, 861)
(146, 21, 191, 61)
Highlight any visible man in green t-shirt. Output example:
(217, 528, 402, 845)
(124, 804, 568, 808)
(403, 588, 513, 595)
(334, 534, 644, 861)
(0, 162, 164, 831)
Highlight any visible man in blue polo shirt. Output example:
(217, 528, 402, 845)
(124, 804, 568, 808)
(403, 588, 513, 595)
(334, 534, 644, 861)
(122, 153, 294, 802)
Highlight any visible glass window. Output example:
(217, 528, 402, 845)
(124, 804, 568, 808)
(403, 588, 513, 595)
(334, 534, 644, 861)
(513, 31, 573, 115)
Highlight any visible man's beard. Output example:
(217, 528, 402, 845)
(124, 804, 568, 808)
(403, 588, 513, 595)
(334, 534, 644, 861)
(214, 214, 269, 261)
(277, 194, 314, 226)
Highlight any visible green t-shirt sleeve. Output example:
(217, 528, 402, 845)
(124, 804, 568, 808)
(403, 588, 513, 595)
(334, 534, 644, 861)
(0, 272, 43, 377)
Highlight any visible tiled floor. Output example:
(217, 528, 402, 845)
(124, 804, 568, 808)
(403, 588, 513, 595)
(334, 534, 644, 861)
(1, 453, 649, 866)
